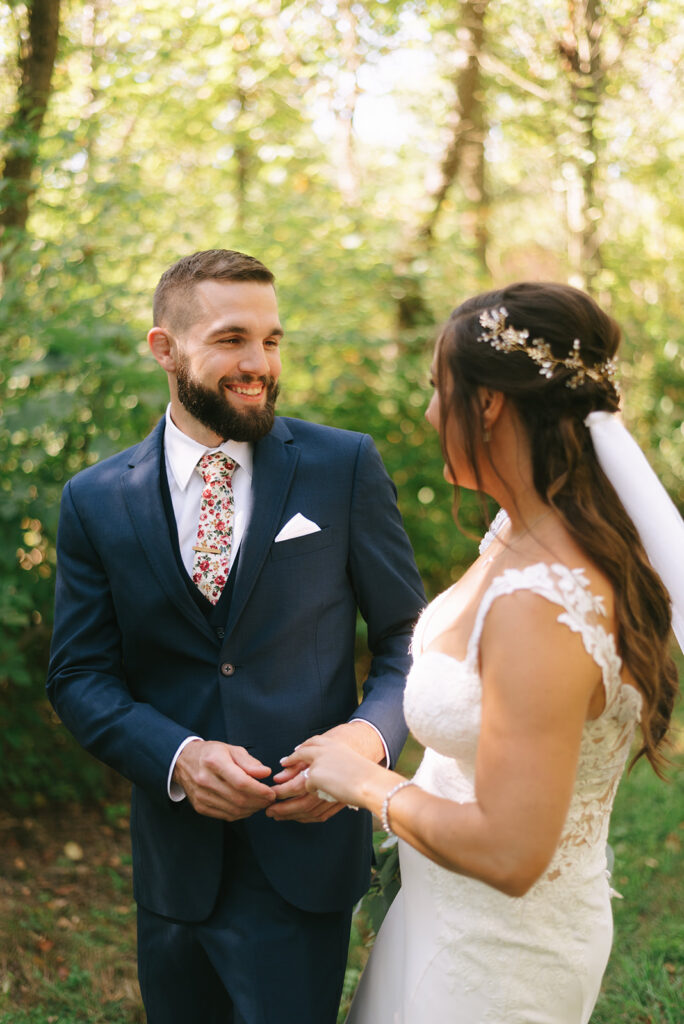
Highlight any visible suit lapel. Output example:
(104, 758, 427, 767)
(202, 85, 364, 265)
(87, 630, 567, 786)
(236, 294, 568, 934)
(225, 419, 298, 639)
(120, 419, 216, 640)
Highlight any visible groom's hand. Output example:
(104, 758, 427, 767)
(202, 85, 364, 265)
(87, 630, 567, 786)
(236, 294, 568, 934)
(173, 740, 275, 821)
(266, 760, 346, 823)
(267, 721, 385, 823)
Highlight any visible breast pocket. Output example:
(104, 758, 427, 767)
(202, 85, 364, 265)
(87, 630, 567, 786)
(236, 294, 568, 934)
(270, 526, 337, 560)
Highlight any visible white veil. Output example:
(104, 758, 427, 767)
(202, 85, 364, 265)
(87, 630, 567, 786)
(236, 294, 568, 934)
(585, 411, 684, 653)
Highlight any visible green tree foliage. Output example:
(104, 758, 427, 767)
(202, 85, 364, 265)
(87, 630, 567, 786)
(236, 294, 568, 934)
(0, 0, 682, 806)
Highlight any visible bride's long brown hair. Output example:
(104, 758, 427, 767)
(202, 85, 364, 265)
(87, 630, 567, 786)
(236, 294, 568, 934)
(436, 281, 678, 775)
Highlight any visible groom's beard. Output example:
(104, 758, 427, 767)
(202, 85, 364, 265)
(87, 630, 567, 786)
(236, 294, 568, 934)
(176, 356, 280, 443)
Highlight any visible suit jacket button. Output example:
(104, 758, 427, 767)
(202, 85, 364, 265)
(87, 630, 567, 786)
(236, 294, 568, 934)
(216, 627, 225, 639)
(220, 662, 235, 677)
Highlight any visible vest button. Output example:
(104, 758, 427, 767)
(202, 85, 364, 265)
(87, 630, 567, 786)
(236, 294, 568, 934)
(220, 662, 235, 677)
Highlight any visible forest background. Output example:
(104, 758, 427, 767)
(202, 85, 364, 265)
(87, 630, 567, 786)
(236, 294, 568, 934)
(0, 0, 682, 1021)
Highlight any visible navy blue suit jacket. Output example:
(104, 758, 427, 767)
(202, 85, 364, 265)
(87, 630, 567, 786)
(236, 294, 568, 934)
(47, 416, 425, 921)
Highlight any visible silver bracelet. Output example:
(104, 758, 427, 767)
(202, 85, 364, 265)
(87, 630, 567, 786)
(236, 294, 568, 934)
(381, 779, 414, 836)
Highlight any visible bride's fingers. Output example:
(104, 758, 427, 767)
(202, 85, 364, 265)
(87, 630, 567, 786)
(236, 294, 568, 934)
(272, 761, 307, 784)
(280, 740, 323, 768)
(279, 751, 307, 769)
(288, 733, 369, 764)
(271, 773, 309, 800)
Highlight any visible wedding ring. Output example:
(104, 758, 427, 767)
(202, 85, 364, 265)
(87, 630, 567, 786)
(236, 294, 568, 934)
(302, 767, 310, 779)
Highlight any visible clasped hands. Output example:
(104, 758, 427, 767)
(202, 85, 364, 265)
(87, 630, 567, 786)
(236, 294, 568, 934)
(172, 722, 382, 824)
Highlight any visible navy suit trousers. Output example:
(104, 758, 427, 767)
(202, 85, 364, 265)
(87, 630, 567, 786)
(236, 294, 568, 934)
(137, 826, 352, 1024)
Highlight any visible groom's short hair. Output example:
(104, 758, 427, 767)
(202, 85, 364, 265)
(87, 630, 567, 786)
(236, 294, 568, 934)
(153, 249, 275, 333)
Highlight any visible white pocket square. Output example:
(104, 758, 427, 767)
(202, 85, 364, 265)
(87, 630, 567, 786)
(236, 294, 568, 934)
(274, 513, 322, 543)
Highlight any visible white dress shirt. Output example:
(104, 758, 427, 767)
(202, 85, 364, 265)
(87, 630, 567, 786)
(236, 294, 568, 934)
(162, 405, 389, 799)
(164, 405, 253, 576)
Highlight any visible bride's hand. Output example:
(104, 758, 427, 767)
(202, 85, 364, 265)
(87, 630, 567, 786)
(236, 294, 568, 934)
(280, 735, 374, 810)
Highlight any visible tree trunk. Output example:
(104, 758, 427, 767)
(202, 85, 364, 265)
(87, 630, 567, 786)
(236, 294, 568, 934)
(394, 0, 490, 330)
(0, 0, 62, 268)
(232, 80, 255, 234)
(81, 0, 106, 177)
(558, 0, 604, 291)
(335, 0, 361, 206)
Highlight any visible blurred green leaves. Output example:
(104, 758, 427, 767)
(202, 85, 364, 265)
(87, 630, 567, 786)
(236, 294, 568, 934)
(0, 0, 682, 806)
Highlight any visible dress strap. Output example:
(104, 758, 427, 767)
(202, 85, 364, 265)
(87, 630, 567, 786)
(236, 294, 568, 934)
(464, 563, 623, 705)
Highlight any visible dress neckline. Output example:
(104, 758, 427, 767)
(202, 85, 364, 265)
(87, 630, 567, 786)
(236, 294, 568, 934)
(412, 561, 636, 723)
(417, 560, 577, 660)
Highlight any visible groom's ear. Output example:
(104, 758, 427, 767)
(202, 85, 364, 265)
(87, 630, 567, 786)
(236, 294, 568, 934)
(148, 327, 178, 373)
(478, 387, 505, 430)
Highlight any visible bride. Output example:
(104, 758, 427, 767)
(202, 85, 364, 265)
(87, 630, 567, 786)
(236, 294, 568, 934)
(282, 282, 681, 1024)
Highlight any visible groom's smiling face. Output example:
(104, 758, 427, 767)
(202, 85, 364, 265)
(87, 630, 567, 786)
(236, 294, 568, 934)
(167, 279, 283, 445)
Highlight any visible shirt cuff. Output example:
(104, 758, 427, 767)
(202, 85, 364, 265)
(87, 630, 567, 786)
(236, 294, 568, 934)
(167, 735, 203, 801)
(352, 718, 390, 768)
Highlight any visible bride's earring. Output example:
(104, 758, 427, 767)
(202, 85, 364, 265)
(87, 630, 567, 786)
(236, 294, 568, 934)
(483, 426, 491, 443)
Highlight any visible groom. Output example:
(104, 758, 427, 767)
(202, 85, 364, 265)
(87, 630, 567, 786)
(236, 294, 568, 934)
(47, 249, 425, 1024)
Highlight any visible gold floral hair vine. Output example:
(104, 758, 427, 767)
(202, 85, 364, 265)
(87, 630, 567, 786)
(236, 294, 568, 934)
(477, 307, 619, 391)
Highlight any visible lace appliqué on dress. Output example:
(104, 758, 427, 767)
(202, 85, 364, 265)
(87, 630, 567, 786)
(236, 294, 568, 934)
(478, 507, 509, 556)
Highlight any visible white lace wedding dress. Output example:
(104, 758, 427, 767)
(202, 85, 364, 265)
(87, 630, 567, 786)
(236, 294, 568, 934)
(347, 516, 642, 1024)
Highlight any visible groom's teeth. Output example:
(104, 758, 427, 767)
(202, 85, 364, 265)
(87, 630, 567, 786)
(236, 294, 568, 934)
(231, 385, 262, 395)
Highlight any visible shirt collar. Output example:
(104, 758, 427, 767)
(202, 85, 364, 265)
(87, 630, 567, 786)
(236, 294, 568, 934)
(164, 405, 253, 491)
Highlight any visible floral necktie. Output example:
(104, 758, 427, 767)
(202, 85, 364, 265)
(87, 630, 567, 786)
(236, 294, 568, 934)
(191, 451, 236, 605)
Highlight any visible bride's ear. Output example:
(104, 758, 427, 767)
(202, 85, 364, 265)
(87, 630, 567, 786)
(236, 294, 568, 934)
(478, 387, 505, 433)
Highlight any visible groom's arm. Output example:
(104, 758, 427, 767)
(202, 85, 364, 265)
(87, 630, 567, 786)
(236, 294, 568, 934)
(46, 480, 199, 803)
(345, 434, 426, 763)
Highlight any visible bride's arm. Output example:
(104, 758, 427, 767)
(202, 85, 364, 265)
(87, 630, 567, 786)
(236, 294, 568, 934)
(285, 591, 605, 897)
